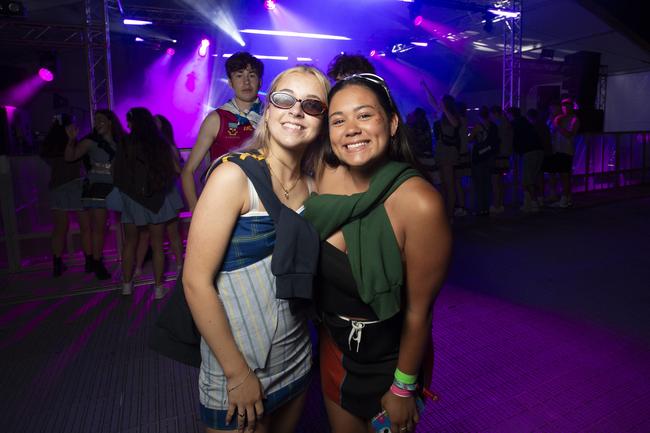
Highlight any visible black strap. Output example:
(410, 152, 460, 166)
(206, 151, 283, 223)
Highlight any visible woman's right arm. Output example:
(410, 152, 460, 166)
(420, 81, 440, 113)
(183, 161, 264, 430)
(181, 111, 221, 212)
(64, 135, 91, 161)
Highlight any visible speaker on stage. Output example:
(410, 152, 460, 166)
(562, 51, 601, 110)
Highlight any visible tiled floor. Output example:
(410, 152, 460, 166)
(1, 189, 650, 433)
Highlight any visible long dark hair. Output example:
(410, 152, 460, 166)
(323, 74, 419, 170)
(124, 107, 176, 193)
(41, 113, 74, 158)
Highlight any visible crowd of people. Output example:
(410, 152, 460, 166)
(39, 50, 583, 432)
(410, 86, 580, 220)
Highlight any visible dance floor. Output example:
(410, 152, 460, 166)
(1, 188, 649, 432)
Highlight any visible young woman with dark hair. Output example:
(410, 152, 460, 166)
(41, 114, 92, 276)
(64, 109, 126, 279)
(132, 114, 185, 278)
(305, 73, 451, 433)
(112, 107, 178, 299)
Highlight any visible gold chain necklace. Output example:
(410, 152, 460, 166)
(267, 162, 302, 200)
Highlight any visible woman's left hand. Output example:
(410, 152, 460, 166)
(381, 390, 419, 432)
(65, 124, 79, 142)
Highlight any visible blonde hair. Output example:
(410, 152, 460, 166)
(242, 65, 331, 174)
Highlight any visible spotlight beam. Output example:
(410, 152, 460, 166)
(239, 29, 351, 40)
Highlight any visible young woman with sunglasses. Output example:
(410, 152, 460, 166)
(183, 66, 330, 433)
(304, 73, 452, 433)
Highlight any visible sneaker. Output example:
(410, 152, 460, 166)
(550, 196, 569, 208)
(490, 205, 505, 215)
(93, 257, 111, 280)
(154, 285, 169, 300)
(453, 207, 468, 217)
(121, 281, 133, 296)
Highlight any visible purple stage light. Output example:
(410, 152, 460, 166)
(414, 15, 423, 26)
(166, 48, 175, 56)
(198, 39, 210, 57)
(370, 50, 377, 57)
(264, 0, 276, 10)
(124, 19, 152, 25)
(135, 37, 144, 42)
(38, 68, 54, 82)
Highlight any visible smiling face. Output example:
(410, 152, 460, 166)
(94, 112, 111, 136)
(328, 84, 398, 169)
(229, 65, 261, 104)
(265, 71, 327, 154)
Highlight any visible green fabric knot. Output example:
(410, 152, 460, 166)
(304, 161, 420, 320)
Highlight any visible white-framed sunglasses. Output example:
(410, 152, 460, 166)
(343, 73, 395, 108)
(269, 91, 327, 116)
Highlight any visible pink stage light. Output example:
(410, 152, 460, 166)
(414, 15, 423, 26)
(166, 48, 176, 56)
(38, 68, 54, 82)
(198, 39, 210, 57)
(264, 0, 276, 10)
(370, 50, 377, 57)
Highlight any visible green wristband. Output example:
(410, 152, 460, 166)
(394, 368, 417, 385)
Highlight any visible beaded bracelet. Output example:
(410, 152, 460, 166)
(394, 368, 417, 385)
(390, 383, 415, 398)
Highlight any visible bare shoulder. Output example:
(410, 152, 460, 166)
(386, 176, 445, 221)
(204, 159, 247, 190)
(198, 110, 222, 135)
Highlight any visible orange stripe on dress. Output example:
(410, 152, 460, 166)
(319, 326, 345, 406)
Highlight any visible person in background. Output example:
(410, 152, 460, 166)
(422, 81, 460, 221)
(469, 106, 499, 216)
(542, 101, 562, 203)
(132, 114, 185, 278)
(527, 108, 553, 207)
(507, 107, 544, 213)
(182, 52, 265, 212)
(489, 106, 513, 214)
(40, 114, 92, 277)
(306, 73, 451, 433)
(549, 98, 580, 208)
(65, 109, 125, 280)
(183, 66, 330, 433)
(113, 107, 179, 299)
(326, 53, 376, 82)
(405, 107, 432, 158)
(453, 101, 470, 217)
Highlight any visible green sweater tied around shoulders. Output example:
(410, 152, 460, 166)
(303, 161, 420, 320)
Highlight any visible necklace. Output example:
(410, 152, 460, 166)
(267, 162, 302, 200)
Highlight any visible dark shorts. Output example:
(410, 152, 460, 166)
(544, 153, 573, 173)
(199, 373, 311, 430)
